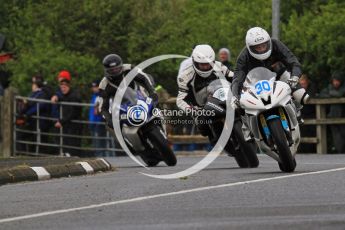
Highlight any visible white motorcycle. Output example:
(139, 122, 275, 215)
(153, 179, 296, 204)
(240, 67, 300, 172)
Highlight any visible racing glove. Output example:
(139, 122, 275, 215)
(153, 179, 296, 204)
(288, 76, 299, 89)
(105, 118, 113, 129)
(149, 92, 159, 105)
(231, 96, 241, 110)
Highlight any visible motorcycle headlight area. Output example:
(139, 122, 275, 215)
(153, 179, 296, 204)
(213, 88, 229, 101)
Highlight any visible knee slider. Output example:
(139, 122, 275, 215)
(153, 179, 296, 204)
(292, 88, 310, 105)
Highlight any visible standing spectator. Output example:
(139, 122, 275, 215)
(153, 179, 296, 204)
(0, 83, 3, 96)
(89, 79, 107, 157)
(218, 48, 231, 70)
(298, 74, 316, 153)
(16, 75, 51, 153)
(51, 70, 82, 156)
(320, 71, 345, 153)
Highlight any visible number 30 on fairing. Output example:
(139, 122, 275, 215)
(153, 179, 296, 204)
(255, 81, 270, 95)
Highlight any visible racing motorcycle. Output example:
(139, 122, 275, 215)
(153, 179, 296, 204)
(200, 79, 259, 168)
(240, 67, 300, 172)
(116, 87, 177, 167)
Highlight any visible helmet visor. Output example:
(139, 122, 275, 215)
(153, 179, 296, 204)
(106, 66, 123, 76)
(194, 61, 213, 72)
(249, 41, 271, 54)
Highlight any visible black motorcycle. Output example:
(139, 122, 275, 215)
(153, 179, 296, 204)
(201, 79, 259, 168)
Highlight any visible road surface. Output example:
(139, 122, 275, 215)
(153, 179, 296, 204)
(0, 154, 345, 230)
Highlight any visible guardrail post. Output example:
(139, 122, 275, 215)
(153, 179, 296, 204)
(59, 105, 63, 156)
(316, 104, 327, 154)
(1, 87, 17, 157)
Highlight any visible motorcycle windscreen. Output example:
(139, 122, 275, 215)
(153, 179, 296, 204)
(244, 67, 276, 88)
(194, 79, 231, 106)
(121, 87, 141, 105)
(206, 79, 231, 95)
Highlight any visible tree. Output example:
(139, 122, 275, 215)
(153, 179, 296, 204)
(2, 0, 344, 95)
(281, 1, 345, 89)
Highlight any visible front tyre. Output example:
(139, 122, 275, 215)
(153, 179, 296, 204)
(267, 118, 296, 172)
(232, 120, 259, 168)
(146, 126, 177, 166)
(140, 151, 161, 167)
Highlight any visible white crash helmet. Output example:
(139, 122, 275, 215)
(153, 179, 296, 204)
(246, 27, 272, 60)
(192, 44, 215, 78)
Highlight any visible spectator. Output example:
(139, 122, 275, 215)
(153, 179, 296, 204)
(51, 70, 82, 156)
(218, 48, 231, 70)
(89, 79, 107, 157)
(0, 83, 3, 96)
(16, 75, 51, 153)
(320, 71, 345, 153)
(298, 74, 316, 153)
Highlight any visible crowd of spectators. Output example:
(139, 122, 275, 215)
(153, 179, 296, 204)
(15, 70, 115, 157)
(299, 71, 345, 153)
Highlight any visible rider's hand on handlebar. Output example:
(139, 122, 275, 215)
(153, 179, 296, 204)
(287, 76, 299, 88)
(149, 92, 159, 105)
(231, 96, 241, 110)
(106, 119, 114, 129)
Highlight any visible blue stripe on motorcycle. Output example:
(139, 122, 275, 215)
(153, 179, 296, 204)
(266, 115, 280, 121)
(281, 120, 289, 131)
(263, 127, 271, 139)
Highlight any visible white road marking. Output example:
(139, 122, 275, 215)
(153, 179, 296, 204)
(76, 162, 94, 174)
(0, 166, 345, 224)
(30, 167, 50, 180)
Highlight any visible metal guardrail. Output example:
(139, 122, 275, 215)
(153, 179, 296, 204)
(11, 95, 122, 157)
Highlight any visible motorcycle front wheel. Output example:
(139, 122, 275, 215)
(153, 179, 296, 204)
(146, 126, 177, 166)
(232, 120, 259, 168)
(267, 118, 296, 172)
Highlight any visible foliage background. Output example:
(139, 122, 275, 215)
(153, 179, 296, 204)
(1, 0, 344, 95)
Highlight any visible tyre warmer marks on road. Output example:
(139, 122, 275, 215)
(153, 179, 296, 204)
(0, 166, 345, 224)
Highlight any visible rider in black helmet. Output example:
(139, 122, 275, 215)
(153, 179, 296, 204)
(103, 54, 125, 84)
(99, 54, 158, 128)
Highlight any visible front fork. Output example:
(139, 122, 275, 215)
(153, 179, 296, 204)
(260, 107, 293, 148)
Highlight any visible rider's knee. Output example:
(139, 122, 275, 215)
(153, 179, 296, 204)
(292, 88, 310, 105)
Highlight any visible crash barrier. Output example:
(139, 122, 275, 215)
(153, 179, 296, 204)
(0, 88, 122, 157)
(163, 97, 345, 154)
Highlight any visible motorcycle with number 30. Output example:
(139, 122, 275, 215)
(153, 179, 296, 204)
(240, 67, 300, 172)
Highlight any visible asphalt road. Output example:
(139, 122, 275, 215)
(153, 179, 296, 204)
(0, 154, 345, 230)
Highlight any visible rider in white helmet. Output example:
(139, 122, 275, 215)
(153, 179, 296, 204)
(176, 44, 233, 138)
(231, 27, 309, 123)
